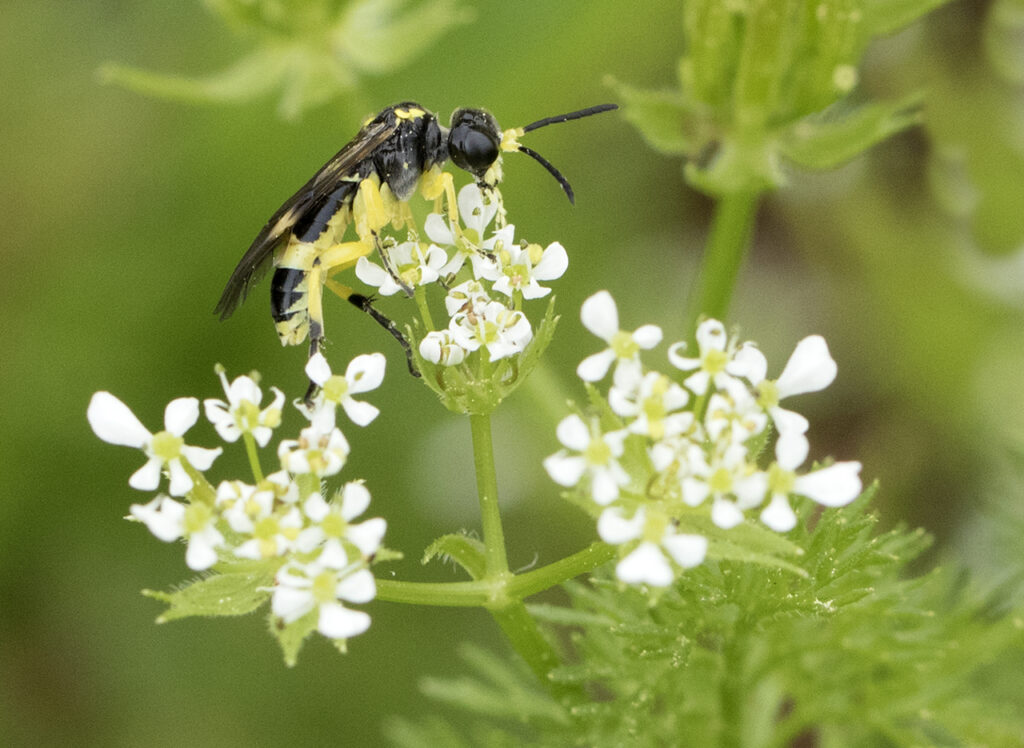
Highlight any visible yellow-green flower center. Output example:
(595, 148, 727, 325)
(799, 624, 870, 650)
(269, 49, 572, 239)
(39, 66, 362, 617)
(183, 501, 213, 534)
(709, 466, 734, 494)
(311, 570, 338, 603)
(322, 513, 345, 540)
(323, 374, 349, 403)
(585, 439, 611, 466)
(704, 348, 729, 375)
(768, 463, 795, 494)
(611, 330, 639, 359)
(237, 399, 260, 430)
(756, 379, 780, 410)
(150, 430, 184, 460)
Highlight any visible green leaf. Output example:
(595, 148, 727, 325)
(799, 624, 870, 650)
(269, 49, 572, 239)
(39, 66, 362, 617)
(778, 92, 924, 170)
(98, 49, 289, 105)
(423, 533, 487, 580)
(862, 0, 955, 37)
(143, 568, 275, 623)
(606, 77, 692, 156)
(272, 609, 318, 667)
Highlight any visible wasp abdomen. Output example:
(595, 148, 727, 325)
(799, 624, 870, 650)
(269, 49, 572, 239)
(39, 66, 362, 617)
(271, 267, 309, 346)
(293, 180, 361, 243)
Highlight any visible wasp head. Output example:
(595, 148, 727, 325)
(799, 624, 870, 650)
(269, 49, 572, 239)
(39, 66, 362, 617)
(448, 108, 502, 184)
(447, 103, 617, 205)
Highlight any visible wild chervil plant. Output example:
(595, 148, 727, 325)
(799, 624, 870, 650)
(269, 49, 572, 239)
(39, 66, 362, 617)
(92, 0, 1024, 744)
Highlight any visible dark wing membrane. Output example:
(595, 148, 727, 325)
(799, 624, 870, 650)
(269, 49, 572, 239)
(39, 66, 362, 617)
(214, 117, 398, 319)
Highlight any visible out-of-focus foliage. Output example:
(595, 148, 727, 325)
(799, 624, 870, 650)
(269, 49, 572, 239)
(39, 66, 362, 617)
(4, 0, 1024, 745)
(389, 495, 1024, 746)
(924, 0, 1024, 253)
(100, 0, 469, 119)
(611, 0, 950, 195)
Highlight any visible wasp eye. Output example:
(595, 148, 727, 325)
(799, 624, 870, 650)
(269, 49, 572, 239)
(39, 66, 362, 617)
(448, 109, 500, 178)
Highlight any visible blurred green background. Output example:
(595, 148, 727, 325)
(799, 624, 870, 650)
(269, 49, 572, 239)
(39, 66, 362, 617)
(2, 0, 1023, 744)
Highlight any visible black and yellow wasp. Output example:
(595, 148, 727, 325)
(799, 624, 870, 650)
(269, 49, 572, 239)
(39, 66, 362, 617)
(215, 101, 617, 390)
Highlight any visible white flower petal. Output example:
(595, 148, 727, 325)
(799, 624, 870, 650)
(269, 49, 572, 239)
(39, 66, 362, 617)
(424, 212, 455, 245)
(533, 242, 568, 280)
(272, 586, 313, 622)
(776, 335, 837, 398)
(662, 532, 708, 568)
(731, 344, 766, 383)
(303, 492, 331, 522)
(794, 461, 862, 507)
(340, 481, 371, 520)
(128, 458, 163, 491)
(666, 341, 697, 371)
(555, 415, 590, 450)
(711, 498, 744, 529)
(349, 518, 387, 557)
(760, 494, 797, 532)
(88, 392, 152, 447)
(181, 445, 222, 472)
(597, 507, 645, 544)
(632, 324, 663, 350)
(775, 431, 810, 471)
(590, 467, 622, 505)
(681, 477, 710, 507)
(318, 603, 371, 639)
(734, 472, 768, 508)
(771, 407, 809, 436)
(345, 353, 386, 393)
(580, 291, 618, 341)
(305, 353, 332, 386)
(129, 496, 184, 541)
(695, 319, 727, 353)
(341, 399, 380, 427)
(683, 370, 710, 396)
(336, 568, 377, 604)
(164, 397, 200, 436)
(616, 543, 674, 587)
(185, 527, 223, 570)
(577, 350, 616, 382)
(166, 459, 194, 497)
(543, 453, 587, 487)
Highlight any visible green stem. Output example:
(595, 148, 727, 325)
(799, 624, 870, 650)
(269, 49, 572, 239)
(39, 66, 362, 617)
(374, 542, 616, 607)
(242, 431, 264, 483)
(687, 191, 762, 328)
(414, 285, 435, 331)
(470, 413, 508, 576)
(509, 541, 616, 598)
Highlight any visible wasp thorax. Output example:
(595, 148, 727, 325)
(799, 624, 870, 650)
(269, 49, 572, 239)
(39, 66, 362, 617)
(448, 108, 501, 178)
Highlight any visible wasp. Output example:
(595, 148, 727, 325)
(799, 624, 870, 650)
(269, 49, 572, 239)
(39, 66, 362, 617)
(215, 101, 617, 394)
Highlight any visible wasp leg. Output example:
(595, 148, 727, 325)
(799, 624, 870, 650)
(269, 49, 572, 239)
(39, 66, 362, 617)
(324, 277, 420, 378)
(303, 261, 326, 404)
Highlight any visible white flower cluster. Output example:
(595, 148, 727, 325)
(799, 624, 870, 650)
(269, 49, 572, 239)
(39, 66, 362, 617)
(87, 355, 388, 642)
(545, 291, 863, 588)
(354, 183, 568, 367)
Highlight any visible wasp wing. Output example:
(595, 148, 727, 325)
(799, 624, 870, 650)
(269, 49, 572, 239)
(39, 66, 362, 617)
(214, 117, 397, 320)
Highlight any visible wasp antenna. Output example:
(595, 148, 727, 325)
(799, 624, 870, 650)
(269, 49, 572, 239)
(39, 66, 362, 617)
(521, 103, 618, 133)
(518, 144, 575, 204)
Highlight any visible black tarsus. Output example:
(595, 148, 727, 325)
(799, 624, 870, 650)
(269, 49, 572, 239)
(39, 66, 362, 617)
(521, 103, 618, 133)
(347, 293, 420, 378)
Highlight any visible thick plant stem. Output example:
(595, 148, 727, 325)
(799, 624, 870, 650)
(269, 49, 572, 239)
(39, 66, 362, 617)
(470, 413, 509, 577)
(688, 191, 762, 328)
